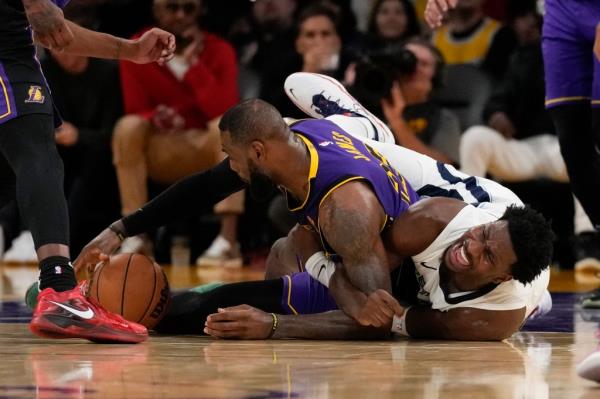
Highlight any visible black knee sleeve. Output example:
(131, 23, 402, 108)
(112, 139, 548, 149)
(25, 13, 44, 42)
(0, 115, 69, 248)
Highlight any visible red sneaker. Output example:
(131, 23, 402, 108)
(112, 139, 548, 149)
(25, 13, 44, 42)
(29, 281, 148, 343)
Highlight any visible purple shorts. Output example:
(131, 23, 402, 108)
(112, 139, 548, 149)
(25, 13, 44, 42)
(280, 272, 338, 315)
(542, 0, 600, 108)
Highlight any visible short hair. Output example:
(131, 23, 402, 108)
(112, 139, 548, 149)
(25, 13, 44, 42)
(219, 99, 287, 145)
(296, 3, 341, 36)
(500, 205, 554, 284)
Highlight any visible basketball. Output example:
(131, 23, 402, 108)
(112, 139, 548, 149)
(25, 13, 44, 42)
(87, 253, 171, 329)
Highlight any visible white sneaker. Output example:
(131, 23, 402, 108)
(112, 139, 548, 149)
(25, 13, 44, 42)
(527, 290, 553, 320)
(3, 231, 37, 264)
(284, 72, 396, 143)
(196, 235, 242, 268)
(577, 350, 600, 382)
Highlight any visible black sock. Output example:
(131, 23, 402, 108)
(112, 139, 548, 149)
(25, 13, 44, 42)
(39, 256, 76, 292)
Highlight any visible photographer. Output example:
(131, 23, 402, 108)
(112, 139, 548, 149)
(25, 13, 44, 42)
(350, 38, 460, 165)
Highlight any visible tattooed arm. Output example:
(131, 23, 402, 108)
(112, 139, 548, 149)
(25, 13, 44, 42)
(22, 0, 175, 65)
(22, 0, 74, 50)
(319, 180, 404, 327)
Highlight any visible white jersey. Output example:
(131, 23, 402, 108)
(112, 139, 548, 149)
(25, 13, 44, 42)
(412, 205, 549, 317)
(327, 115, 550, 318)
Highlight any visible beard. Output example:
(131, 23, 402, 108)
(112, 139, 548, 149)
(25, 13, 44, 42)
(248, 164, 278, 201)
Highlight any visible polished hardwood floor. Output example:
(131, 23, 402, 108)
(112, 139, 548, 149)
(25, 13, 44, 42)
(0, 263, 598, 399)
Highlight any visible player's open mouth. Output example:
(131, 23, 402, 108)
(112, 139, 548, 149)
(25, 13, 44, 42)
(449, 241, 471, 271)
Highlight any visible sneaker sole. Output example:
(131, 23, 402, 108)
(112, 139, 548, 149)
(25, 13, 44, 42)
(575, 257, 600, 275)
(30, 315, 147, 344)
(284, 72, 395, 143)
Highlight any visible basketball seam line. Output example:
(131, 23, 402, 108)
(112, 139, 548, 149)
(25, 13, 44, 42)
(139, 258, 158, 324)
(121, 254, 134, 316)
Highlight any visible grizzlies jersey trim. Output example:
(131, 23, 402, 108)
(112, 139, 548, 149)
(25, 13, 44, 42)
(439, 267, 499, 304)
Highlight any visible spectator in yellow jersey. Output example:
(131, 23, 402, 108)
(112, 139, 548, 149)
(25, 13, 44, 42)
(430, 0, 516, 81)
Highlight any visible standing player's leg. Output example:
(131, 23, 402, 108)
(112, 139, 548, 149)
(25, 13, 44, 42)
(592, 27, 600, 153)
(0, 115, 73, 289)
(0, 115, 147, 343)
(543, 0, 600, 229)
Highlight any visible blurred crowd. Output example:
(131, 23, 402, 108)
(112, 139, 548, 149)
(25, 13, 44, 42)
(2, 0, 596, 270)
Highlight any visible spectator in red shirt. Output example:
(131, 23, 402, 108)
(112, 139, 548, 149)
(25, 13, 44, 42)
(113, 0, 244, 267)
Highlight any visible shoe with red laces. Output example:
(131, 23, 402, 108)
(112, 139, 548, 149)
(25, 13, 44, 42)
(29, 281, 148, 343)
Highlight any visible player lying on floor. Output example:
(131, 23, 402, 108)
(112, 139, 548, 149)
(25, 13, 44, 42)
(155, 193, 551, 341)
(75, 73, 553, 340)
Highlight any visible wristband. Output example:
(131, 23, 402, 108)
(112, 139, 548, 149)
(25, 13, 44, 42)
(267, 313, 278, 339)
(108, 223, 126, 242)
(304, 252, 336, 287)
(391, 307, 411, 337)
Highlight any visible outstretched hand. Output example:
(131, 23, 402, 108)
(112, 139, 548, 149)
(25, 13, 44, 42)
(204, 305, 274, 339)
(73, 228, 121, 274)
(128, 28, 176, 65)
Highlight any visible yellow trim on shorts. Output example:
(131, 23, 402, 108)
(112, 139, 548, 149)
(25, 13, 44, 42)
(288, 134, 319, 212)
(285, 275, 299, 315)
(0, 75, 12, 120)
(545, 96, 591, 106)
(592, 100, 600, 105)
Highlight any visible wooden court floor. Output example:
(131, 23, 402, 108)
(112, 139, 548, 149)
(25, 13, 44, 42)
(0, 264, 598, 399)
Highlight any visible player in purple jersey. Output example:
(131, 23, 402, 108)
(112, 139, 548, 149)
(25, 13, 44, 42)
(0, 0, 175, 343)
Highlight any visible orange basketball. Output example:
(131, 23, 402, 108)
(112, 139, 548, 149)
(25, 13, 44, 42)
(87, 253, 171, 329)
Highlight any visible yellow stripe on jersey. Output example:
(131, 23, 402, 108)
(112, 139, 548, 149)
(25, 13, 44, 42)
(285, 275, 299, 315)
(399, 175, 411, 204)
(288, 133, 320, 212)
(545, 96, 591, 106)
(0, 75, 12, 120)
(432, 18, 500, 65)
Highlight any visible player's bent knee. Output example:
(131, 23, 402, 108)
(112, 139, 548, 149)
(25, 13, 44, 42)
(460, 125, 500, 154)
(265, 237, 297, 279)
(112, 115, 151, 144)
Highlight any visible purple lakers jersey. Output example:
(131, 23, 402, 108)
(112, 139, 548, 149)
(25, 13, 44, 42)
(286, 119, 419, 251)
